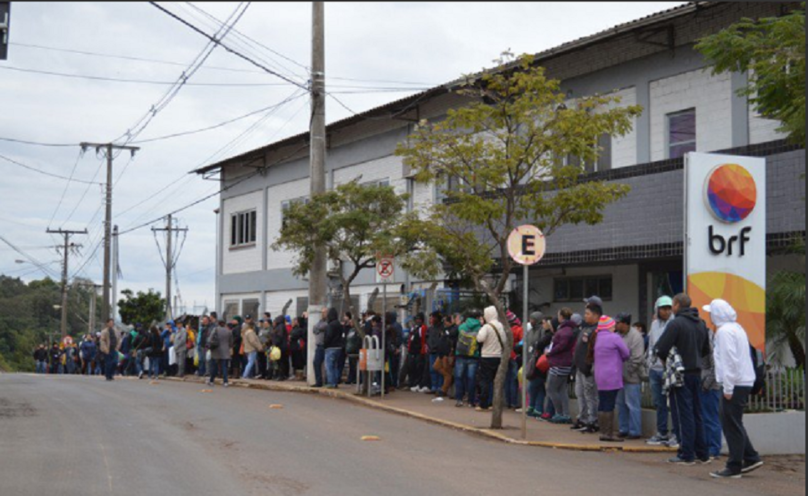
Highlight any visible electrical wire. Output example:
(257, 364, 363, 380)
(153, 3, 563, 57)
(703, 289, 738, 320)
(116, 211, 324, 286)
(47, 149, 86, 228)
(0, 235, 61, 279)
(0, 152, 102, 185)
(0, 135, 78, 147)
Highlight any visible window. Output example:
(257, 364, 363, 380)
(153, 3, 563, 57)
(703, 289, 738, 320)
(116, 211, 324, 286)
(565, 133, 611, 173)
(553, 276, 613, 302)
(361, 178, 390, 188)
(230, 210, 256, 247)
(280, 197, 309, 228)
(667, 108, 696, 159)
(242, 299, 260, 320)
(223, 300, 238, 322)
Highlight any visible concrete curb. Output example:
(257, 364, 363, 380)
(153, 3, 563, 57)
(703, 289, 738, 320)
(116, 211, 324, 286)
(162, 375, 676, 453)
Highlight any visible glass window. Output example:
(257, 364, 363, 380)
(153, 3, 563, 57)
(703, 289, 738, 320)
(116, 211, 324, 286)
(230, 210, 257, 247)
(599, 277, 613, 300)
(223, 300, 238, 322)
(585, 278, 599, 298)
(242, 299, 260, 320)
(668, 109, 696, 159)
(569, 279, 584, 300)
(554, 279, 569, 301)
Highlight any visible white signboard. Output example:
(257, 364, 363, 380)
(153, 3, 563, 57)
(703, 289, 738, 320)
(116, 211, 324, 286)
(685, 152, 766, 350)
(376, 257, 394, 283)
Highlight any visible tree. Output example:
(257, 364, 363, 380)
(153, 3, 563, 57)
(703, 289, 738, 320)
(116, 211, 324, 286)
(766, 241, 805, 369)
(272, 180, 409, 338)
(117, 289, 165, 327)
(395, 53, 642, 428)
(695, 4, 805, 143)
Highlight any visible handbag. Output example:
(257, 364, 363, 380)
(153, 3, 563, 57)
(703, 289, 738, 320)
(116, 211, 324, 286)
(525, 347, 542, 381)
(536, 353, 550, 374)
(269, 346, 281, 362)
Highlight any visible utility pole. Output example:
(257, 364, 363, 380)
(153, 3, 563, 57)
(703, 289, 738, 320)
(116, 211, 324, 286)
(111, 225, 119, 322)
(307, 1, 327, 385)
(79, 142, 139, 322)
(152, 213, 187, 321)
(46, 228, 87, 338)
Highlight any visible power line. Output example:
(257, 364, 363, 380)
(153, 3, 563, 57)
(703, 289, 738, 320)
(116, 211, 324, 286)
(0, 152, 102, 185)
(0, 135, 78, 147)
(0, 235, 61, 279)
(149, 2, 308, 91)
(47, 149, 86, 229)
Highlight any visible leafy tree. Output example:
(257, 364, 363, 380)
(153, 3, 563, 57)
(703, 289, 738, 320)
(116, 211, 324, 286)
(695, 4, 805, 143)
(117, 288, 165, 327)
(395, 53, 641, 428)
(766, 241, 805, 369)
(272, 180, 409, 338)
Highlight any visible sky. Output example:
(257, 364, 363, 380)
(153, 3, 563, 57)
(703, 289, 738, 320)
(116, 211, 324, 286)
(0, 1, 685, 317)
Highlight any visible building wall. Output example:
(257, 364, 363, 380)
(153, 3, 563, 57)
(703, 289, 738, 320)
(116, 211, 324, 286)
(221, 189, 263, 274)
(649, 68, 733, 161)
(266, 177, 308, 271)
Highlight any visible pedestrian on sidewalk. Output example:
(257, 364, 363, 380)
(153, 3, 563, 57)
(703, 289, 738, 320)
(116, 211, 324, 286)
(702, 299, 763, 479)
(546, 308, 575, 423)
(290, 316, 307, 380)
(426, 311, 445, 395)
(173, 322, 188, 378)
(242, 321, 264, 379)
(405, 313, 429, 393)
(271, 316, 290, 381)
(148, 325, 164, 380)
(324, 308, 344, 388)
(432, 314, 457, 399)
(208, 320, 233, 387)
(616, 312, 645, 439)
(699, 323, 722, 460)
(505, 310, 524, 410)
(572, 301, 601, 432)
(99, 319, 119, 381)
(646, 296, 678, 448)
(454, 310, 481, 407)
(258, 315, 272, 379)
(523, 312, 546, 418)
(593, 315, 630, 442)
(312, 308, 328, 387)
(654, 293, 711, 465)
(475, 306, 505, 412)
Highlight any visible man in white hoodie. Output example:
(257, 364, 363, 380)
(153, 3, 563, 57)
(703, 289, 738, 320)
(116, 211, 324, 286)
(702, 299, 763, 479)
(475, 306, 505, 411)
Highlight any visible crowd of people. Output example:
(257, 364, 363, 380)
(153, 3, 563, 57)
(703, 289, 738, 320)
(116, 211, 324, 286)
(33, 291, 763, 479)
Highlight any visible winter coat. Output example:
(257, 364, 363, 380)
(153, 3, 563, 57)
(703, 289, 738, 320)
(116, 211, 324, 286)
(407, 324, 428, 355)
(546, 320, 576, 369)
(210, 326, 233, 360)
(476, 306, 506, 358)
(647, 305, 674, 371)
(271, 317, 289, 352)
(149, 332, 164, 358)
(708, 299, 756, 395)
(620, 327, 645, 384)
(242, 326, 264, 354)
(324, 308, 344, 349)
(79, 341, 96, 361)
(654, 307, 710, 374)
(173, 328, 188, 354)
(572, 321, 597, 376)
(593, 329, 630, 391)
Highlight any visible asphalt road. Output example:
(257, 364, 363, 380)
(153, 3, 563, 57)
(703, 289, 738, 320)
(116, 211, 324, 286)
(0, 374, 802, 496)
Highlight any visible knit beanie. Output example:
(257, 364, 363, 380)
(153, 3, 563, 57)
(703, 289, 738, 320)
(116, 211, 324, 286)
(597, 315, 615, 332)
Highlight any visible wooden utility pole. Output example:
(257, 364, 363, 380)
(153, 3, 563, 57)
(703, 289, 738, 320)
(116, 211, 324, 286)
(79, 142, 139, 322)
(152, 214, 187, 320)
(46, 228, 87, 338)
(307, 1, 327, 385)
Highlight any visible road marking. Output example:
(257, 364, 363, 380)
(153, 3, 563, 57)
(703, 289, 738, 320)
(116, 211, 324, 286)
(269, 404, 284, 409)
(199, 389, 213, 393)
(360, 435, 381, 441)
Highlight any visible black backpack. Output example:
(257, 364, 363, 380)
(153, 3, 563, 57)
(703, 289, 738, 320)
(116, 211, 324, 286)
(750, 345, 766, 395)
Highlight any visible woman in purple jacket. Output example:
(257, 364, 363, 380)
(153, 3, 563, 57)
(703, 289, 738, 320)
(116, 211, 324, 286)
(546, 307, 576, 424)
(593, 315, 630, 442)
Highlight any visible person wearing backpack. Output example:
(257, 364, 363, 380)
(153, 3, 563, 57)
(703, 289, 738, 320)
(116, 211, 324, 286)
(702, 299, 763, 479)
(454, 310, 482, 407)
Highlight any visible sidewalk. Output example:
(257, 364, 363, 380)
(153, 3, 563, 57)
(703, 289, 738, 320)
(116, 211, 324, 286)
(164, 374, 676, 453)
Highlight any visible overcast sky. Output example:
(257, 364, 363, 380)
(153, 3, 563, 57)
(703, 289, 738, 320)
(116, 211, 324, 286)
(0, 1, 685, 316)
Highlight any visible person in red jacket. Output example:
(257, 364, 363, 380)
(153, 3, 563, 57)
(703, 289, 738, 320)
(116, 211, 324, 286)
(546, 307, 577, 423)
(505, 310, 524, 409)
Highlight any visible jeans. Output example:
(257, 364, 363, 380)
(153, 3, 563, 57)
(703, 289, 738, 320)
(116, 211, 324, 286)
(454, 356, 479, 405)
(36, 360, 47, 374)
(325, 348, 341, 386)
(505, 359, 518, 407)
(649, 369, 669, 436)
(243, 351, 258, 379)
(429, 353, 443, 392)
(700, 388, 722, 457)
(574, 371, 598, 424)
(527, 376, 546, 413)
(336, 349, 346, 384)
(210, 359, 229, 384)
(149, 355, 161, 379)
(671, 373, 708, 462)
(721, 386, 760, 474)
(389, 353, 400, 388)
(104, 352, 118, 380)
(617, 383, 643, 436)
(598, 389, 619, 412)
(313, 345, 325, 386)
(547, 372, 570, 417)
(176, 351, 187, 377)
(197, 347, 207, 376)
(478, 357, 500, 409)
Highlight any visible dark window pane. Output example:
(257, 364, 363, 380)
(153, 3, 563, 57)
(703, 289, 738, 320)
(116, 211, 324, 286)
(231, 215, 237, 246)
(554, 279, 568, 301)
(599, 277, 613, 300)
(669, 142, 696, 159)
(585, 278, 599, 298)
(250, 211, 257, 242)
(597, 133, 611, 171)
(569, 279, 584, 300)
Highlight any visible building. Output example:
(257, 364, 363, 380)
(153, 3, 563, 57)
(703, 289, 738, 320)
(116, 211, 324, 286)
(195, 2, 804, 353)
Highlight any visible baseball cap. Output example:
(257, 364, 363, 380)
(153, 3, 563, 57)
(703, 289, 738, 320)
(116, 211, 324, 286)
(245, 314, 253, 320)
(615, 312, 632, 325)
(656, 296, 673, 308)
(584, 295, 603, 308)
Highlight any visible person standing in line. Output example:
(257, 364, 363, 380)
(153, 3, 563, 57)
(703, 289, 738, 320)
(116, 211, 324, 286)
(475, 306, 505, 412)
(426, 311, 445, 395)
(454, 310, 482, 408)
(505, 310, 524, 410)
(572, 298, 603, 432)
(271, 316, 290, 381)
(700, 321, 723, 461)
(173, 322, 188, 378)
(312, 308, 328, 387)
(289, 316, 307, 381)
(646, 296, 678, 447)
(99, 319, 119, 381)
(148, 325, 164, 380)
(208, 320, 233, 387)
(432, 314, 457, 399)
(703, 299, 763, 479)
(406, 313, 429, 393)
(258, 315, 272, 379)
(615, 312, 645, 439)
(323, 308, 344, 388)
(592, 315, 630, 442)
(241, 321, 264, 379)
(545, 308, 576, 423)
(33, 344, 48, 374)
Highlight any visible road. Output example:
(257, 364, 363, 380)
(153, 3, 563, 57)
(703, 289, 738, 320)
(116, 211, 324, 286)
(0, 374, 802, 496)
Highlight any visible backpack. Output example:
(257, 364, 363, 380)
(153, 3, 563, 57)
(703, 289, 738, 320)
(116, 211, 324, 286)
(456, 330, 478, 357)
(345, 329, 362, 355)
(750, 345, 766, 396)
(208, 328, 220, 351)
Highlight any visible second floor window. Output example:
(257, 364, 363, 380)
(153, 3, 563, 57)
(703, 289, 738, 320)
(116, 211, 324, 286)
(281, 197, 309, 228)
(668, 108, 696, 159)
(230, 210, 257, 247)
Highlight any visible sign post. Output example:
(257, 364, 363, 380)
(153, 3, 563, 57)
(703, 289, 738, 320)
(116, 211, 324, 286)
(507, 224, 545, 440)
(376, 255, 394, 399)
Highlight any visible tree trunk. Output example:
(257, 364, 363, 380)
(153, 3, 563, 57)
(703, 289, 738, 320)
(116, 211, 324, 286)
(786, 330, 806, 369)
(476, 281, 514, 430)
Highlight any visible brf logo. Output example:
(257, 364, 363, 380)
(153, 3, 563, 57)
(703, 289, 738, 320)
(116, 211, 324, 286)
(704, 164, 757, 256)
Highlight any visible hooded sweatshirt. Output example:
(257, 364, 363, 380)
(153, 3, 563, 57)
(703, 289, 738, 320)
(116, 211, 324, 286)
(707, 299, 756, 395)
(455, 317, 482, 358)
(476, 306, 506, 358)
(654, 306, 710, 374)
(324, 308, 344, 349)
(647, 300, 674, 372)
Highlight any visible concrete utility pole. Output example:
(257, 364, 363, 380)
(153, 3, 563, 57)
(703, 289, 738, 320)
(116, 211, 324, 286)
(46, 228, 87, 338)
(152, 214, 187, 321)
(307, 1, 327, 385)
(111, 225, 119, 322)
(79, 142, 139, 322)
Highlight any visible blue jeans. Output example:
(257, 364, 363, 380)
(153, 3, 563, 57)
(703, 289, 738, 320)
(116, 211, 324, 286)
(429, 353, 443, 392)
(104, 353, 118, 380)
(617, 383, 643, 436)
(313, 345, 325, 386)
(527, 376, 546, 413)
(336, 349, 346, 384)
(210, 359, 229, 384)
(649, 369, 669, 436)
(454, 356, 478, 405)
(36, 361, 47, 374)
(505, 359, 518, 407)
(389, 353, 399, 388)
(325, 348, 341, 386)
(700, 388, 722, 457)
(197, 347, 207, 376)
(242, 351, 258, 379)
(149, 355, 161, 379)
(671, 373, 708, 462)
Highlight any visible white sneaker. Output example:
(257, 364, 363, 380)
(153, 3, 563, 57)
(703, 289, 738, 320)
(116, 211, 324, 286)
(419, 387, 431, 393)
(432, 397, 444, 403)
(410, 386, 420, 392)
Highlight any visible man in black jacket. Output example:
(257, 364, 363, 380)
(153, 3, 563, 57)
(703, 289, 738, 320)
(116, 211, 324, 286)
(654, 293, 711, 465)
(573, 300, 602, 433)
(324, 308, 344, 388)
